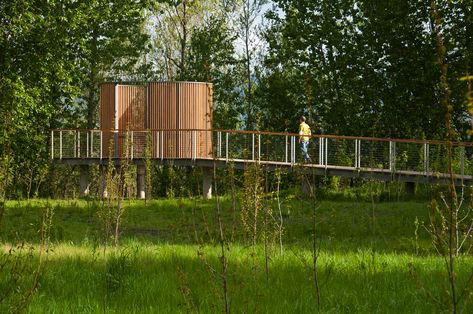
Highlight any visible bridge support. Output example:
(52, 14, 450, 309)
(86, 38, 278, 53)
(79, 165, 90, 197)
(301, 174, 314, 197)
(101, 166, 108, 198)
(137, 165, 146, 200)
(405, 182, 415, 194)
(203, 167, 212, 199)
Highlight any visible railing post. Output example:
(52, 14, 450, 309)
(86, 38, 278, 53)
(77, 131, 81, 158)
(294, 136, 296, 164)
(252, 133, 255, 161)
(91, 131, 94, 158)
(112, 130, 116, 158)
(424, 143, 429, 176)
(258, 134, 261, 162)
(354, 139, 358, 168)
(217, 131, 222, 158)
(131, 131, 134, 160)
(357, 140, 361, 169)
(225, 132, 229, 161)
(155, 131, 158, 159)
(291, 136, 296, 165)
(324, 138, 328, 168)
(289, 136, 292, 165)
(73, 131, 77, 158)
(161, 131, 164, 160)
(192, 130, 197, 160)
(86, 131, 89, 158)
(285, 135, 288, 163)
(100, 130, 101, 160)
(359, 140, 362, 168)
(389, 141, 396, 173)
(356, 140, 361, 168)
(51, 131, 54, 159)
(319, 137, 323, 166)
(59, 130, 63, 160)
(461, 146, 465, 178)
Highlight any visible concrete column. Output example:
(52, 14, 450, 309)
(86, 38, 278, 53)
(202, 167, 212, 199)
(137, 165, 146, 200)
(405, 181, 415, 194)
(301, 175, 313, 197)
(79, 165, 90, 197)
(101, 166, 108, 198)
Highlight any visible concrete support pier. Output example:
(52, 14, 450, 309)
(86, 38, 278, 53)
(405, 182, 415, 194)
(79, 165, 90, 197)
(301, 175, 313, 197)
(101, 166, 108, 198)
(202, 167, 213, 199)
(137, 165, 146, 199)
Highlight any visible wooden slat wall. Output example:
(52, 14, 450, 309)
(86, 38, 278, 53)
(148, 82, 177, 158)
(100, 83, 116, 157)
(118, 85, 146, 130)
(177, 82, 213, 158)
(117, 85, 146, 157)
(204, 83, 212, 158)
(179, 83, 196, 158)
(100, 81, 213, 159)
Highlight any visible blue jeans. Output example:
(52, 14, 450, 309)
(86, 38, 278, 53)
(300, 141, 311, 162)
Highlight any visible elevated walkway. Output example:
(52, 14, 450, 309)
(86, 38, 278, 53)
(51, 129, 473, 196)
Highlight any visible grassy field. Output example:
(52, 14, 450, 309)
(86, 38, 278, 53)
(1, 196, 473, 313)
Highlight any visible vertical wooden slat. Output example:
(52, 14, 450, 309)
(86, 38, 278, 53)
(100, 81, 212, 160)
(114, 85, 146, 157)
(99, 83, 116, 158)
(148, 82, 178, 158)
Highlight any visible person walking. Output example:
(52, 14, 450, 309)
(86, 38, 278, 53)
(299, 116, 312, 163)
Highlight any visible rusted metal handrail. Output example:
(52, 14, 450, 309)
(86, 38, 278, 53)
(49, 129, 472, 182)
(50, 128, 473, 147)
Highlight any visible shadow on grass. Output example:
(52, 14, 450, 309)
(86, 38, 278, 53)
(1, 198, 436, 255)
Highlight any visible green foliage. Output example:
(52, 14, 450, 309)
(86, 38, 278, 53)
(240, 164, 264, 244)
(0, 0, 150, 199)
(152, 165, 203, 198)
(260, 0, 471, 139)
(187, 15, 242, 129)
(10, 243, 473, 313)
(0, 243, 39, 313)
(75, 0, 151, 127)
(1, 198, 473, 312)
(104, 249, 133, 295)
(0, 203, 53, 313)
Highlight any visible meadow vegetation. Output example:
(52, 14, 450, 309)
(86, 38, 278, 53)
(2, 0, 473, 312)
(1, 183, 473, 313)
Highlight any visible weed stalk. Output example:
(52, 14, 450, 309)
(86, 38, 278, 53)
(213, 163, 230, 314)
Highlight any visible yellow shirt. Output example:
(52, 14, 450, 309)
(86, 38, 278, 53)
(299, 122, 311, 142)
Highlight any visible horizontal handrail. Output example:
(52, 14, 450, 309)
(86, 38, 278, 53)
(49, 129, 473, 182)
(214, 129, 473, 147)
(50, 128, 473, 147)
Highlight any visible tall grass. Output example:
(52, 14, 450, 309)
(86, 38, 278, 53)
(16, 242, 473, 313)
(1, 198, 473, 313)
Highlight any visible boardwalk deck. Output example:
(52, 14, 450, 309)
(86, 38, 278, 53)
(51, 129, 473, 186)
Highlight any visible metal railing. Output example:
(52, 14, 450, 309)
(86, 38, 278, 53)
(50, 129, 473, 178)
(51, 129, 213, 161)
